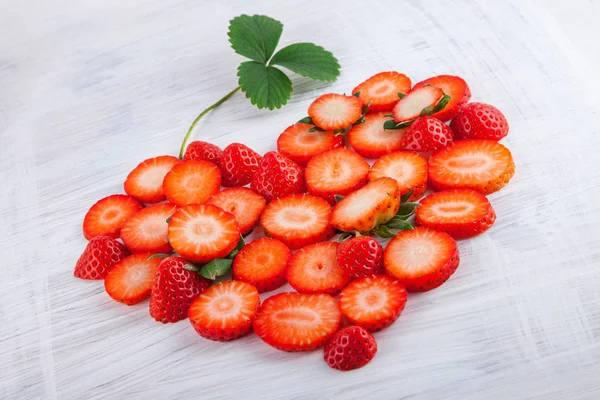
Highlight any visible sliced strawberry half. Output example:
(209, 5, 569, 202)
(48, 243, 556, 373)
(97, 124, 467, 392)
(412, 75, 471, 121)
(306, 148, 369, 204)
(163, 160, 221, 206)
(120, 203, 177, 253)
(428, 139, 515, 194)
(352, 71, 412, 112)
(392, 85, 443, 123)
(308, 94, 362, 131)
(348, 112, 405, 158)
(253, 292, 342, 352)
(83, 194, 143, 240)
(207, 187, 266, 235)
(277, 123, 340, 166)
(286, 241, 349, 295)
(416, 189, 496, 239)
(124, 156, 181, 203)
(339, 275, 407, 332)
(188, 280, 260, 342)
(232, 237, 292, 293)
(383, 227, 460, 292)
(167, 204, 240, 263)
(104, 253, 162, 305)
(260, 194, 335, 250)
(368, 151, 427, 201)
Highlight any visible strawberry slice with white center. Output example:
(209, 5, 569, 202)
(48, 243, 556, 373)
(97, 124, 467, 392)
(416, 189, 496, 239)
(260, 194, 335, 250)
(286, 241, 349, 295)
(162, 160, 221, 206)
(120, 203, 178, 253)
(188, 280, 260, 342)
(412, 75, 471, 121)
(277, 123, 342, 166)
(368, 151, 428, 201)
(83, 194, 143, 240)
(392, 85, 443, 123)
(306, 148, 370, 204)
(104, 253, 162, 305)
(383, 227, 460, 292)
(338, 275, 408, 332)
(428, 139, 515, 194)
(352, 71, 412, 112)
(348, 112, 405, 158)
(253, 292, 342, 352)
(232, 238, 292, 293)
(124, 156, 181, 203)
(167, 204, 240, 263)
(308, 94, 363, 131)
(207, 187, 266, 235)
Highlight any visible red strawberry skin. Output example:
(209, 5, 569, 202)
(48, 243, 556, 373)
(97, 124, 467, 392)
(183, 141, 223, 165)
(324, 326, 378, 371)
(336, 236, 384, 279)
(401, 116, 454, 151)
(74, 236, 130, 280)
(221, 143, 262, 186)
(450, 102, 509, 141)
(251, 151, 306, 202)
(149, 256, 211, 323)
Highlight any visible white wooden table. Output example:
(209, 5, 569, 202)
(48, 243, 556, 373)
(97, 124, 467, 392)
(2, 0, 600, 399)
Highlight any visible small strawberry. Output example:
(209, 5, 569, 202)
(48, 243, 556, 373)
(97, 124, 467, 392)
(347, 112, 405, 158)
(308, 94, 363, 131)
(124, 156, 181, 203)
(277, 123, 341, 166)
(183, 140, 223, 165)
(336, 236, 384, 279)
(120, 203, 178, 253)
(392, 85, 443, 123)
(207, 187, 266, 235)
(83, 194, 143, 240)
(74, 236, 130, 280)
(401, 116, 454, 151)
(450, 102, 509, 141)
(353, 71, 412, 112)
(368, 151, 428, 201)
(251, 151, 306, 202)
(188, 280, 260, 342)
(324, 326, 378, 371)
(412, 75, 471, 121)
(338, 275, 407, 332)
(149, 256, 211, 323)
(162, 160, 221, 206)
(220, 143, 262, 186)
(104, 253, 162, 305)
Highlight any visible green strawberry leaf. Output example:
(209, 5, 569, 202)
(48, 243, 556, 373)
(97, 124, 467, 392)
(183, 262, 201, 272)
(334, 194, 345, 203)
(309, 126, 326, 132)
(353, 91, 361, 97)
(432, 93, 451, 113)
(238, 61, 292, 110)
(373, 225, 396, 238)
(397, 92, 406, 99)
(227, 235, 245, 259)
(270, 43, 340, 82)
(384, 120, 402, 130)
(228, 15, 283, 64)
(338, 232, 354, 242)
(385, 218, 414, 231)
(148, 253, 170, 260)
(199, 259, 233, 280)
(298, 116, 314, 124)
(400, 189, 414, 203)
(395, 202, 419, 220)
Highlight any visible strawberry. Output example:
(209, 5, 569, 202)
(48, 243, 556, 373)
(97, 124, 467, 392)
(220, 143, 262, 186)
(277, 123, 341, 166)
(412, 75, 471, 122)
(167, 204, 240, 263)
(450, 102, 509, 141)
(332, 134, 345, 149)
(330, 177, 400, 233)
(392, 85, 443, 123)
(232, 237, 292, 293)
(253, 292, 342, 352)
(260, 194, 335, 250)
(74, 236, 130, 280)
(124, 156, 181, 203)
(183, 140, 223, 165)
(250, 151, 306, 202)
(338, 275, 407, 332)
(120, 203, 178, 253)
(308, 94, 362, 131)
(368, 151, 427, 201)
(352, 71, 412, 112)
(305, 148, 369, 204)
(416, 189, 496, 239)
(347, 112, 405, 158)
(188, 280, 260, 341)
(336, 236, 383, 279)
(286, 241, 350, 295)
(207, 187, 266, 235)
(383, 227, 460, 292)
(149, 256, 211, 323)
(428, 139, 515, 194)
(401, 116, 454, 151)
(104, 253, 162, 305)
(324, 326, 377, 371)
(162, 160, 221, 206)
(83, 194, 143, 240)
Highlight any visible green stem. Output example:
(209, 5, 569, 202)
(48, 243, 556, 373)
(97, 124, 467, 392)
(179, 85, 242, 159)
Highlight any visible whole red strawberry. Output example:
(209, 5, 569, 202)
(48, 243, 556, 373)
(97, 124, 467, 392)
(251, 151, 306, 202)
(401, 116, 454, 151)
(183, 141, 223, 165)
(221, 143, 262, 186)
(324, 326, 378, 371)
(149, 256, 211, 323)
(450, 102, 509, 141)
(74, 236, 130, 280)
(336, 236, 384, 279)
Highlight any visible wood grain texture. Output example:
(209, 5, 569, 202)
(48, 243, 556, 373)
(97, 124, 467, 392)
(1, 0, 600, 399)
